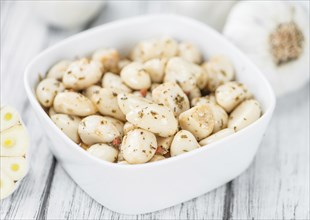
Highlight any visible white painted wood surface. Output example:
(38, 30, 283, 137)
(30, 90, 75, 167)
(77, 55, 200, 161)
(1, 1, 309, 219)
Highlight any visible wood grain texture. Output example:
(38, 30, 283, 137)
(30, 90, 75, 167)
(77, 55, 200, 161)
(1, 1, 309, 220)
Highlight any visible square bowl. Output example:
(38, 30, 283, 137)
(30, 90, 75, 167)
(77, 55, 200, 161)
(24, 15, 276, 214)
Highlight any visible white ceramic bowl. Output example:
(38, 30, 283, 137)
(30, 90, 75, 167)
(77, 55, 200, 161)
(24, 15, 276, 214)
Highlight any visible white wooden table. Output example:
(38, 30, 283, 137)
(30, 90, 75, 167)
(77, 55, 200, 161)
(1, 1, 309, 219)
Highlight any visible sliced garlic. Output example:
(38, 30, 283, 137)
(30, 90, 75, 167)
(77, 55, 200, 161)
(0, 170, 15, 200)
(1, 106, 21, 132)
(132, 90, 152, 101)
(1, 125, 28, 157)
(199, 128, 235, 146)
(170, 130, 200, 157)
(78, 115, 120, 145)
(87, 143, 118, 163)
(121, 129, 157, 164)
(0, 157, 27, 181)
(179, 105, 214, 140)
(51, 114, 81, 143)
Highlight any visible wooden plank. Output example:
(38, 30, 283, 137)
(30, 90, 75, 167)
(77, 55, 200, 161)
(230, 84, 310, 219)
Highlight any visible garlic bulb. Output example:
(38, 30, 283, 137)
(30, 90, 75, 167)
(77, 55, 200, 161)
(223, 1, 309, 97)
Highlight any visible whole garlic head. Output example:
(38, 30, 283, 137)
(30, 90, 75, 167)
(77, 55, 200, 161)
(223, 1, 309, 97)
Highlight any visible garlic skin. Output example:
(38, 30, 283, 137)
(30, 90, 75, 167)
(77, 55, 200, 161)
(223, 1, 309, 97)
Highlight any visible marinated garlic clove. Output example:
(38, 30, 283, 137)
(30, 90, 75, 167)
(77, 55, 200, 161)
(0, 170, 15, 200)
(62, 58, 103, 90)
(51, 114, 81, 143)
(83, 85, 102, 100)
(149, 154, 165, 162)
(121, 129, 157, 164)
(46, 60, 71, 81)
(54, 92, 97, 117)
(78, 115, 120, 145)
(199, 128, 235, 146)
(143, 58, 167, 83)
(202, 55, 235, 92)
(0, 157, 27, 181)
(152, 82, 190, 117)
(90, 88, 126, 121)
(0, 125, 28, 157)
(164, 57, 207, 93)
(118, 59, 131, 72)
(170, 130, 200, 156)
(188, 86, 202, 102)
(179, 105, 214, 140)
(156, 136, 173, 155)
(207, 103, 228, 133)
(87, 143, 118, 163)
(130, 37, 178, 62)
(120, 62, 151, 90)
(123, 122, 137, 135)
(117, 93, 152, 115)
(100, 116, 124, 137)
(48, 107, 57, 117)
(228, 99, 262, 131)
(92, 48, 119, 73)
(178, 42, 202, 64)
(215, 81, 251, 113)
(36, 78, 65, 107)
(191, 94, 217, 107)
(102, 72, 132, 93)
(126, 103, 178, 137)
(1, 106, 21, 132)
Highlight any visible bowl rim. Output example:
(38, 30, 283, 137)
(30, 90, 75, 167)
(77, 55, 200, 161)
(24, 14, 276, 170)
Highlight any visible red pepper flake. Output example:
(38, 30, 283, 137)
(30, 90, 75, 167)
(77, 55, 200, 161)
(156, 146, 165, 155)
(140, 88, 148, 97)
(112, 137, 121, 148)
